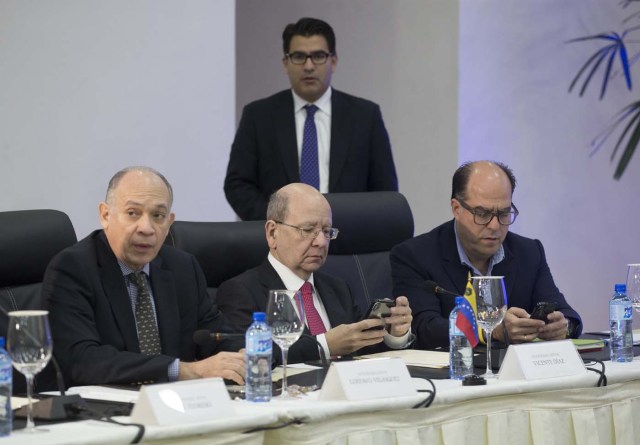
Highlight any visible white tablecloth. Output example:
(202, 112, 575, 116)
(9, 358, 640, 444)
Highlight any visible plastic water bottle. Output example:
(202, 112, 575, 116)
(245, 312, 272, 402)
(610, 283, 634, 362)
(449, 297, 473, 379)
(0, 337, 12, 436)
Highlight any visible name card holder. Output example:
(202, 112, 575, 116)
(319, 357, 415, 401)
(499, 339, 587, 380)
(131, 377, 234, 425)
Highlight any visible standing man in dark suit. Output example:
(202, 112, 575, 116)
(224, 17, 398, 221)
(217, 183, 413, 364)
(390, 161, 582, 350)
(43, 166, 245, 388)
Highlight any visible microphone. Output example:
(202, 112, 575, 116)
(299, 334, 328, 368)
(423, 280, 459, 297)
(193, 330, 245, 346)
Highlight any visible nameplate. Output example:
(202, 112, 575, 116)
(499, 340, 587, 380)
(130, 377, 233, 425)
(318, 358, 415, 401)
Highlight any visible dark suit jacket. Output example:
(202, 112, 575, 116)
(390, 220, 583, 350)
(217, 259, 386, 364)
(224, 89, 398, 221)
(42, 230, 240, 388)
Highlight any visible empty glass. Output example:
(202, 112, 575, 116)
(266, 290, 306, 398)
(472, 276, 508, 379)
(627, 264, 640, 313)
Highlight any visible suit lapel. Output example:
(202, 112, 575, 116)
(149, 255, 181, 357)
(328, 90, 350, 191)
(257, 260, 312, 336)
(440, 221, 471, 295)
(274, 91, 299, 182)
(95, 233, 140, 353)
(314, 276, 351, 327)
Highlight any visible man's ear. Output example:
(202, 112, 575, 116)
(265, 220, 278, 250)
(451, 198, 461, 219)
(98, 202, 110, 230)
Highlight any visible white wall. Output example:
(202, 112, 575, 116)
(0, 0, 236, 238)
(459, 0, 640, 331)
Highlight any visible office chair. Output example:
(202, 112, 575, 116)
(323, 191, 414, 315)
(165, 220, 268, 298)
(0, 209, 77, 393)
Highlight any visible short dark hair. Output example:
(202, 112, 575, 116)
(451, 161, 517, 200)
(282, 17, 336, 55)
(106, 166, 173, 208)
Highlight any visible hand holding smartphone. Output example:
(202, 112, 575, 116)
(364, 298, 396, 330)
(530, 302, 557, 324)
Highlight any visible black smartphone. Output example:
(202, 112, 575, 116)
(364, 298, 396, 330)
(530, 301, 557, 323)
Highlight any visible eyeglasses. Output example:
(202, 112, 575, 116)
(285, 51, 333, 65)
(456, 198, 519, 226)
(274, 221, 339, 240)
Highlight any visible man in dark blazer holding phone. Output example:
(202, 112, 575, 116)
(217, 183, 413, 364)
(43, 167, 245, 388)
(390, 161, 582, 350)
(224, 17, 398, 221)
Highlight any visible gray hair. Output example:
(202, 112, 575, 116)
(266, 189, 289, 221)
(105, 166, 173, 208)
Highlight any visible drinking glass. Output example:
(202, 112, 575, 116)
(7, 310, 53, 433)
(266, 290, 305, 398)
(472, 276, 508, 379)
(627, 264, 640, 313)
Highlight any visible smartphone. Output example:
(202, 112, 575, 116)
(530, 301, 557, 323)
(364, 298, 396, 330)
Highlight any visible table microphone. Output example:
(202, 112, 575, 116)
(423, 280, 459, 297)
(193, 330, 245, 346)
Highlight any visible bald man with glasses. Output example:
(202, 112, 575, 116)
(217, 183, 413, 365)
(390, 161, 582, 350)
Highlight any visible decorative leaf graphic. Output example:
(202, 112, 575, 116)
(568, 30, 637, 99)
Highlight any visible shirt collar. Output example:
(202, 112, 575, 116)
(292, 86, 332, 116)
(117, 260, 150, 278)
(268, 252, 315, 291)
(453, 220, 504, 276)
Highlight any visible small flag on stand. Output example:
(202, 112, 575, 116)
(456, 273, 481, 347)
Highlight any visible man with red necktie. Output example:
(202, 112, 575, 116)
(218, 183, 413, 364)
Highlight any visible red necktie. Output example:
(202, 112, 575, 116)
(300, 281, 326, 335)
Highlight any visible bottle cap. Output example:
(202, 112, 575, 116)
(252, 312, 266, 322)
(0, 337, 4, 348)
(454, 296, 464, 305)
(615, 284, 627, 293)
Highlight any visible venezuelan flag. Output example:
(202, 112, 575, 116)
(458, 272, 483, 346)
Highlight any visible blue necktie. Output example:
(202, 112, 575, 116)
(300, 104, 319, 189)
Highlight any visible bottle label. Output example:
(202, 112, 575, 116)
(255, 338, 272, 354)
(0, 367, 10, 383)
(611, 305, 633, 320)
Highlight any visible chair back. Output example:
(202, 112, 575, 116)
(166, 220, 268, 298)
(323, 192, 414, 315)
(0, 209, 77, 393)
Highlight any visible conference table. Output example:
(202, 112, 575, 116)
(8, 353, 640, 445)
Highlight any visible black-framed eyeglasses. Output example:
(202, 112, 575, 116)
(285, 51, 333, 65)
(456, 198, 519, 226)
(274, 220, 339, 240)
